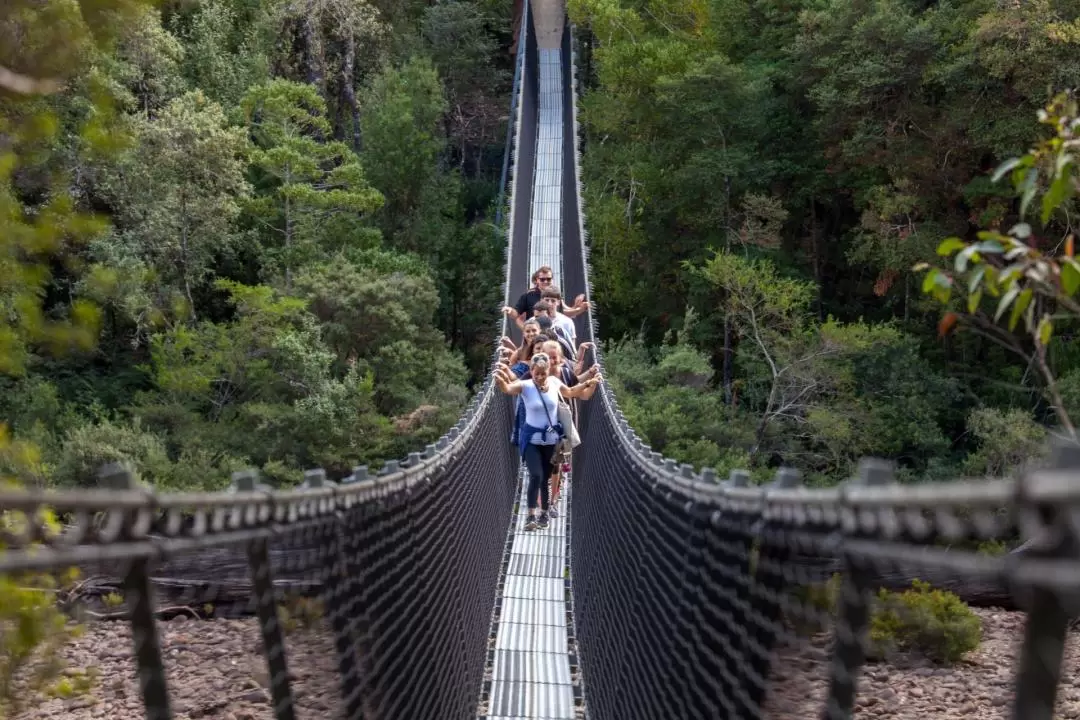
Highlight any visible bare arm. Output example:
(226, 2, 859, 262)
(562, 294, 590, 318)
(502, 306, 527, 330)
(562, 303, 589, 318)
(560, 375, 602, 400)
(573, 342, 594, 376)
(493, 363, 524, 395)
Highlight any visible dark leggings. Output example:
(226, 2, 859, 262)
(523, 443, 556, 512)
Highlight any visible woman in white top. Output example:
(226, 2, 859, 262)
(494, 352, 602, 531)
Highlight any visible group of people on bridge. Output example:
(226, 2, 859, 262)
(494, 266, 603, 531)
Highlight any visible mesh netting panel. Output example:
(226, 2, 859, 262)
(571, 387, 1080, 720)
(0, 392, 518, 720)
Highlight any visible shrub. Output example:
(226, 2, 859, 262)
(870, 580, 981, 664)
(0, 429, 93, 714)
(53, 419, 173, 487)
(277, 594, 324, 634)
(788, 572, 841, 635)
(976, 539, 1010, 556)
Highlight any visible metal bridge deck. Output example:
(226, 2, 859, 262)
(483, 37, 576, 720)
(528, 49, 564, 285)
(484, 475, 574, 719)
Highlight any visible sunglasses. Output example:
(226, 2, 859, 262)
(537, 276, 552, 283)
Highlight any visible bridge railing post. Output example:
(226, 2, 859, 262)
(99, 463, 172, 720)
(692, 469, 755, 717)
(302, 468, 368, 719)
(232, 470, 296, 720)
(821, 458, 892, 720)
(741, 467, 801, 716)
(1010, 440, 1080, 720)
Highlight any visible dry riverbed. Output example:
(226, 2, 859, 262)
(12, 608, 1077, 719)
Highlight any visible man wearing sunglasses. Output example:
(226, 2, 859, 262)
(502, 265, 590, 330)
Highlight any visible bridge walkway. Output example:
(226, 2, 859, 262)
(482, 0, 579, 714)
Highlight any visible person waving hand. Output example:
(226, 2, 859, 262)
(494, 353, 602, 530)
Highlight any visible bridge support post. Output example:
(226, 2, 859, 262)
(694, 470, 755, 719)
(100, 463, 173, 720)
(1010, 440, 1080, 720)
(741, 467, 801, 717)
(233, 470, 297, 720)
(821, 459, 892, 720)
(302, 468, 369, 720)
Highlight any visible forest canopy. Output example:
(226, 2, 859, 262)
(571, 0, 1080, 484)
(5, 0, 1080, 490)
(0, 0, 512, 489)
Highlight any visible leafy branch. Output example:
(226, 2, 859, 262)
(916, 91, 1080, 438)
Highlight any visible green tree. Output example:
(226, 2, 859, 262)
(171, 0, 272, 108)
(361, 56, 447, 249)
(293, 257, 469, 417)
(243, 79, 384, 288)
(104, 91, 251, 319)
(421, 0, 508, 169)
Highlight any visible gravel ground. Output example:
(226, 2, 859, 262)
(13, 616, 342, 720)
(12, 608, 1075, 719)
(764, 607, 1080, 719)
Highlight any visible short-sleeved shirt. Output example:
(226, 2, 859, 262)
(553, 312, 576, 344)
(521, 378, 565, 445)
(513, 288, 543, 320)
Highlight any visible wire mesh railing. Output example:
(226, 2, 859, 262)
(558, 20, 1080, 720)
(570, 383, 1080, 720)
(0, 381, 518, 720)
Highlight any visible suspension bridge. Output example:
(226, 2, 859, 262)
(0, 2, 1078, 719)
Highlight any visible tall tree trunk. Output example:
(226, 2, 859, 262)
(751, 376, 780, 463)
(284, 166, 293, 292)
(180, 193, 196, 321)
(302, 13, 323, 91)
(342, 32, 361, 152)
(722, 311, 733, 404)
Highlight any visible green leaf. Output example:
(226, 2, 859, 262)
(921, 269, 940, 295)
(955, 246, 979, 273)
(998, 264, 1024, 286)
(1055, 151, 1073, 179)
(936, 237, 966, 256)
(1008, 288, 1033, 331)
(976, 231, 1008, 245)
(1005, 245, 1030, 260)
(972, 239, 1004, 254)
(967, 288, 982, 314)
(1063, 259, 1080, 296)
(991, 157, 1022, 183)
(995, 286, 1019, 323)
(968, 265, 986, 294)
(1010, 223, 1032, 239)
(1020, 168, 1039, 217)
(929, 271, 952, 304)
(1042, 174, 1070, 224)
(1038, 314, 1054, 346)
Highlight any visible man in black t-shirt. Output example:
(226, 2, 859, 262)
(503, 265, 589, 330)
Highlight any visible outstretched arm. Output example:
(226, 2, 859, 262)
(494, 363, 524, 395)
(573, 342, 594, 376)
(562, 294, 590, 318)
(502, 306, 527, 330)
(561, 375, 602, 400)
